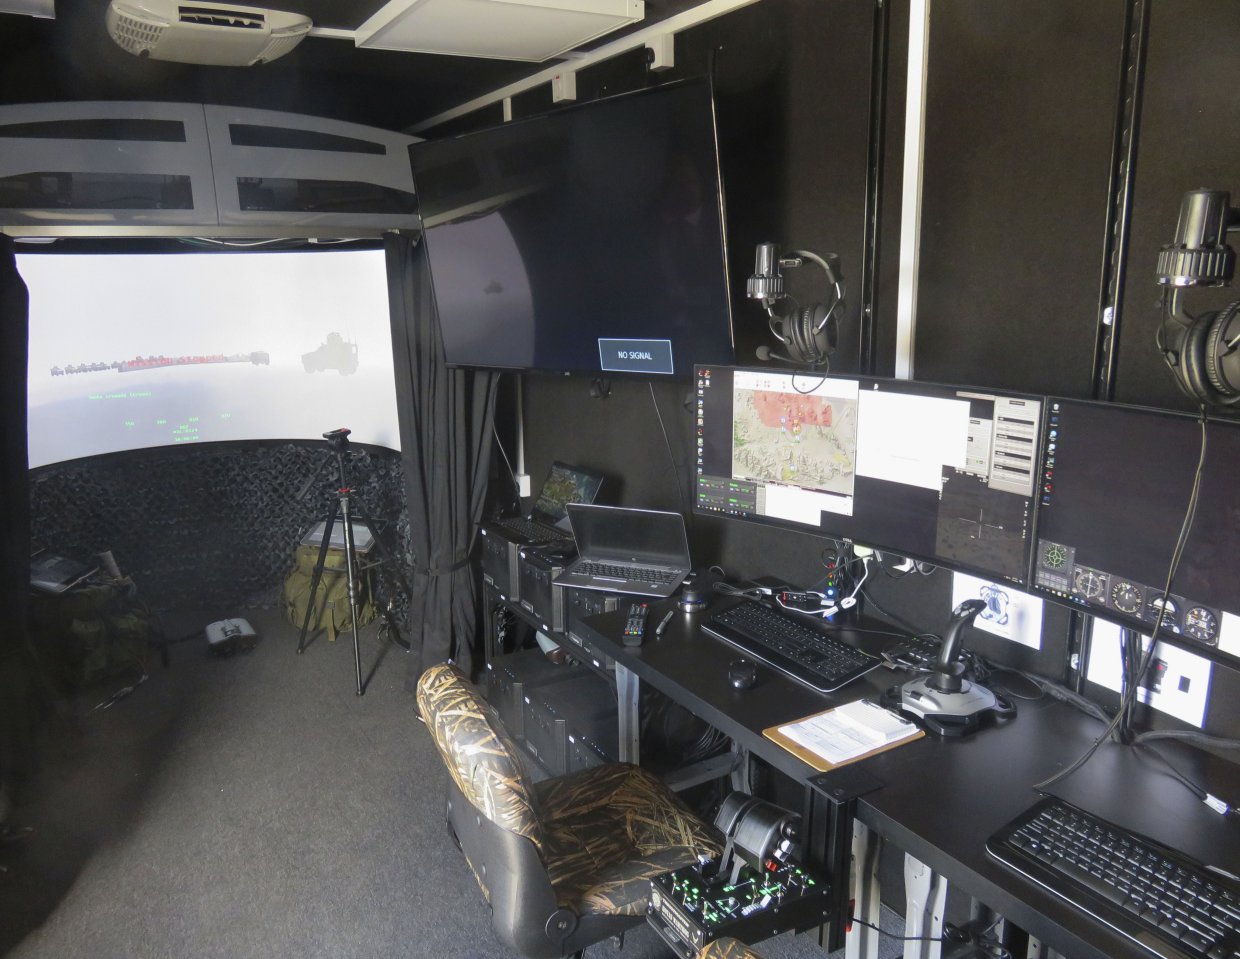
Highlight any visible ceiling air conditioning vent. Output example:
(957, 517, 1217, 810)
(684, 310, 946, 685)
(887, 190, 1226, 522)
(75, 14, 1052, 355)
(106, 0, 312, 66)
(177, 6, 264, 29)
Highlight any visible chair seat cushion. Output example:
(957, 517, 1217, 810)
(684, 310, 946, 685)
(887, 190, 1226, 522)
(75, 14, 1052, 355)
(697, 938, 768, 959)
(535, 763, 723, 916)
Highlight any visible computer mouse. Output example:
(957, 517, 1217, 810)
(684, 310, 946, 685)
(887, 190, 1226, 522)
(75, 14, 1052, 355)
(728, 658, 758, 690)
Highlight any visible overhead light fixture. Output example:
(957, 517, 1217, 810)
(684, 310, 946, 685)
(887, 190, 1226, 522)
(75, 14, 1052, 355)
(353, 0, 645, 63)
(0, 0, 54, 18)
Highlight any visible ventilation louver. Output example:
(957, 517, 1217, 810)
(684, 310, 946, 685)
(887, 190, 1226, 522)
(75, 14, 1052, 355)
(106, 0, 312, 66)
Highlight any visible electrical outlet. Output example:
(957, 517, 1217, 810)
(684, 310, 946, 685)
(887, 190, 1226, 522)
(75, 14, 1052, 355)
(516, 474, 532, 497)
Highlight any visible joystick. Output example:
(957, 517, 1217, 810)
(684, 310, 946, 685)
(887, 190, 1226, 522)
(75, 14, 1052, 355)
(893, 599, 1014, 737)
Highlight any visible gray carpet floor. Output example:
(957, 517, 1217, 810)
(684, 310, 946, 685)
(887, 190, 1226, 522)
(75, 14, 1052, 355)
(1, 609, 903, 959)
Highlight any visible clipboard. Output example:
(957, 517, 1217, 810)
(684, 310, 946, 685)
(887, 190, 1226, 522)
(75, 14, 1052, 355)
(763, 699, 925, 772)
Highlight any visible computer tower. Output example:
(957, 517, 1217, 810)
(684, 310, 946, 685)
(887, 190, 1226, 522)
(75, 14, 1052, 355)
(479, 522, 521, 601)
(518, 542, 575, 635)
(483, 647, 579, 741)
(563, 586, 627, 672)
(565, 708, 621, 773)
(522, 670, 618, 778)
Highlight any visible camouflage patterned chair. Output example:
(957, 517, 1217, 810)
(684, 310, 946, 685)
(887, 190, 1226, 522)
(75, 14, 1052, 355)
(417, 662, 723, 959)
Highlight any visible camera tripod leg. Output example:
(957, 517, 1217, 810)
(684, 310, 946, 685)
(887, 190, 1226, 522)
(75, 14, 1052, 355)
(297, 498, 341, 655)
(339, 494, 365, 696)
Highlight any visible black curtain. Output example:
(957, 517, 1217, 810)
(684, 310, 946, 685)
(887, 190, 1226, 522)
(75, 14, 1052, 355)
(385, 232, 499, 686)
(0, 237, 45, 786)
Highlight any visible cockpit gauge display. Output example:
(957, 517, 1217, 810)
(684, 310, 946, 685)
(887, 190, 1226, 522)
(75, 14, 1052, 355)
(1183, 606, 1220, 645)
(1110, 581, 1143, 615)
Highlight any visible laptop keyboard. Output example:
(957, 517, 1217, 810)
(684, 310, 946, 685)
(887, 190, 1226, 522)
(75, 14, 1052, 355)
(575, 561, 680, 585)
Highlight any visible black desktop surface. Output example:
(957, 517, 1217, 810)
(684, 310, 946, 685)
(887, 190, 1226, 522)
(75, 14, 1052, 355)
(574, 595, 1240, 959)
(584, 596, 900, 780)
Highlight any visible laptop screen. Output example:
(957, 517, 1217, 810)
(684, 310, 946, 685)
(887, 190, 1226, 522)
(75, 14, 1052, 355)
(530, 462, 605, 528)
(568, 504, 691, 567)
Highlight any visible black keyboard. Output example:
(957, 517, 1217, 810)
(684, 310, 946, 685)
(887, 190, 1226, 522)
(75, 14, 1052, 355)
(702, 601, 880, 693)
(496, 517, 568, 543)
(988, 797, 1240, 959)
(575, 561, 680, 585)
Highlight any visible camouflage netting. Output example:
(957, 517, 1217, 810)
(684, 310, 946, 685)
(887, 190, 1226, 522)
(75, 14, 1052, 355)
(30, 442, 411, 619)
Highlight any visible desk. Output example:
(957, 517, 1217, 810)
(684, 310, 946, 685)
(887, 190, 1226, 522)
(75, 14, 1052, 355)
(574, 593, 1240, 959)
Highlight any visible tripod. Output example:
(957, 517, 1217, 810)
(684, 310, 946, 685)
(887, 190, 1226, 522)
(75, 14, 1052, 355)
(295, 428, 410, 696)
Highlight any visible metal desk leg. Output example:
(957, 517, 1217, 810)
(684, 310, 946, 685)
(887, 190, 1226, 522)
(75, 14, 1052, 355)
(1024, 935, 1063, 959)
(847, 820, 882, 959)
(615, 662, 640, 764)
(903, 853, 947, 959)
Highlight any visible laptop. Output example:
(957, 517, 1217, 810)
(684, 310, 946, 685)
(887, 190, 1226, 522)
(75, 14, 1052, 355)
(554, 504, 692, 598)
(30, 551, 98, 593)
(494, 461, 605, 543)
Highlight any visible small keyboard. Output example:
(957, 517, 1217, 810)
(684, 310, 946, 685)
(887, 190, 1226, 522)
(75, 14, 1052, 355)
(574, 561, 680, 585)
(703, 601, 880, 693)
(988, 797, 1240, 959)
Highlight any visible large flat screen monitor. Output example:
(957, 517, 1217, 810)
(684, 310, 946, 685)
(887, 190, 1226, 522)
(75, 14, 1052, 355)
(410, 79, 734, 377)
(1030, 398, 1240, 659)
(22, 247, 400, 468)
(693, 365, 1044, 586)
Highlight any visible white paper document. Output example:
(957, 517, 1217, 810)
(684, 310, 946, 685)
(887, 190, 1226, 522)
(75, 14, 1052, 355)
(776, 698, 920, 766)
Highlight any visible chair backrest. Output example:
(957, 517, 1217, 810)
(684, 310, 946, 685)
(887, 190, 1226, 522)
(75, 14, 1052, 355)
(416, 662, 544, 850)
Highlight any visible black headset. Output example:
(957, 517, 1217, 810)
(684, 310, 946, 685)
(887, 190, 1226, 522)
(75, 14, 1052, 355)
(748, 245, 844, 368)
(1157, 189, 1240, 407)
(1161, 298, 1240, 407)
(772, 300, 840, 367)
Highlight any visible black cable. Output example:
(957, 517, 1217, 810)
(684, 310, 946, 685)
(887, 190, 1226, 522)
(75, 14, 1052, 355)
(1013, 670, 1111, 722)
(857, 585, 929, 639)
(1130, 731, 1239, 817)
(490, 424, 519, 503)
(648, 382, 690, 519)
(1134, 740, 1236, 817)
(847, 917, 949, 944)
(982, 668, 1046, 702)
(1133, 730, 1240, 750)
(1036, 412, 1206, 791)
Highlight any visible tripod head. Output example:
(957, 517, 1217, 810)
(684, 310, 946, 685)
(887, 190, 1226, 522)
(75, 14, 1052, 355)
(323, 427, 352, 453)
(297, 427, 357, 502)
(322, 427, 353, 491)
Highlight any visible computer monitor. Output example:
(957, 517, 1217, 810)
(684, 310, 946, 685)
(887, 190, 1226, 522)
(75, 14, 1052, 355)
(693, 365, 1044, 585)
(410, 79, 734, 377)
(1030, 398, 1240, 659)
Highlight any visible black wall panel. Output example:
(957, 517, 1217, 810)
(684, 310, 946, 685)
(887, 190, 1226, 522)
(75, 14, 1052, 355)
(513, 0, 879, 595)
(1114, 0, 1240, 414)
(511, 1, 1076, 677)
(913, 0, 1125, 396)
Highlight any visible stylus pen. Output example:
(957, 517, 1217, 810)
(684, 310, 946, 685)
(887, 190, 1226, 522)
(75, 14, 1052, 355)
(654, 609, 675, 637)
